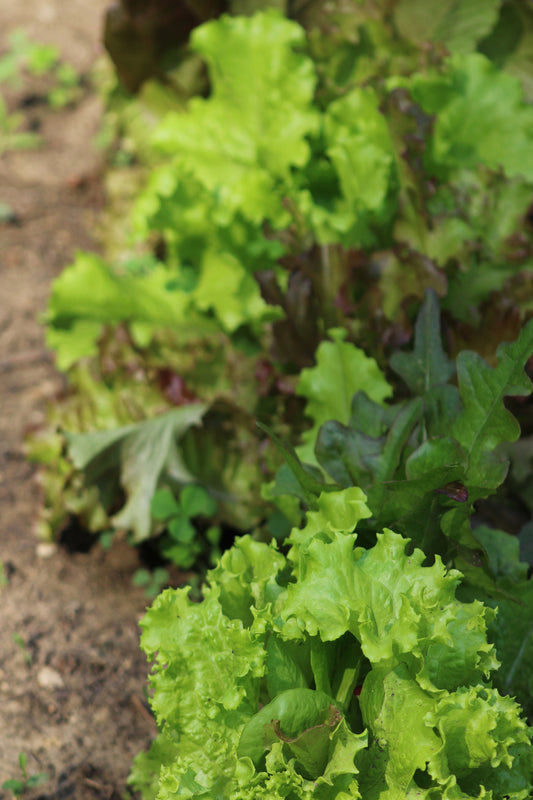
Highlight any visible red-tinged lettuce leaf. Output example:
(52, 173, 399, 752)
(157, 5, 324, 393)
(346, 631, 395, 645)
(255, 267, 322, 368)
(452, 317, 533, 492)
(66, 405, 207, 542)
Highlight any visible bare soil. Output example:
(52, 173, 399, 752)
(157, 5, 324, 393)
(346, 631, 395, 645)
(0, 3, 157, 798)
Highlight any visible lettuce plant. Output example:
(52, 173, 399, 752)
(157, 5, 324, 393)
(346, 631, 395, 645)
(48, 9, 533, 369)
(272, 291, 533, 566)
(130, 488, 533, 799)
(270, 292, 533, 716)
(31, 7, 533, 567)
(151, 485, 221, 569)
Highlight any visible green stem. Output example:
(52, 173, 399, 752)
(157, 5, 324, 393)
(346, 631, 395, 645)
(319, 243, 343, 330)
(335, 658, 362, 711)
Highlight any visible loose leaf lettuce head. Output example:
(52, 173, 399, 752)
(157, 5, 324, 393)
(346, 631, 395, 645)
(131, 489, 533, 800)
(275, 291, 533, 717)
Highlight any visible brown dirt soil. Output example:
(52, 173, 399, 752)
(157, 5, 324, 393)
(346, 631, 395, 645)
(0, 3, 158, 798)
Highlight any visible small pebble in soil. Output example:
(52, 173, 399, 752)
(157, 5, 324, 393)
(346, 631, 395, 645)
(38, 666, 64, 689)
(36, 542, 58, 559)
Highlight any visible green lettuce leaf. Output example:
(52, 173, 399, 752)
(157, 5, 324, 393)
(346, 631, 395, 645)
(452, 317, 533, 491)
(45, 252, 191, 369)
(301, 87, 397, 247)
(132, 489, 532, 800)
(468, 526, 533, 720)
(394, 0, 502, 54)
(311, 301, 533, 567)
(390, 289, 455, 396)
(152, 11, 319, 227)
(66, 405, 207, 541)
(501, 3, 533, 101)
(412, 53, 533, 180)
(427, 686, 532, 798)
(489, 577, 533, 721)
(296, 329, 393, 465)
(192, 248, 277, 333)
(357, 663, 441, 798)
(141, 583, 266, 797)
(283, 524, 497, 686)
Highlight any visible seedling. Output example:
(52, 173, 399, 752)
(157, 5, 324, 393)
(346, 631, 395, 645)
(1, 752, 48, 797)
(47, 62, 83, 109)
(0, 30, 57, 87)
(151, 485, 219, 569)
(0, 95, 41, 155)
(132, 567, 169, 600)
(0, 28, 83, 107)
(98, 530, 115, 551)
(12, 633, 32, 666)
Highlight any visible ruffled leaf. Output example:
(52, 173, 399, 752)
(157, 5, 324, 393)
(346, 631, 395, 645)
(297, 330, 393, 465)
(152, 11, 319, 227)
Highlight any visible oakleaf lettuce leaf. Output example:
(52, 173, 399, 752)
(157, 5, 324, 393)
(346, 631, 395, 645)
(308, 298, 533, 573)
(452, 317, 533, 491)
(132, 488, 533, 800)
(390, 288, 455, 396)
